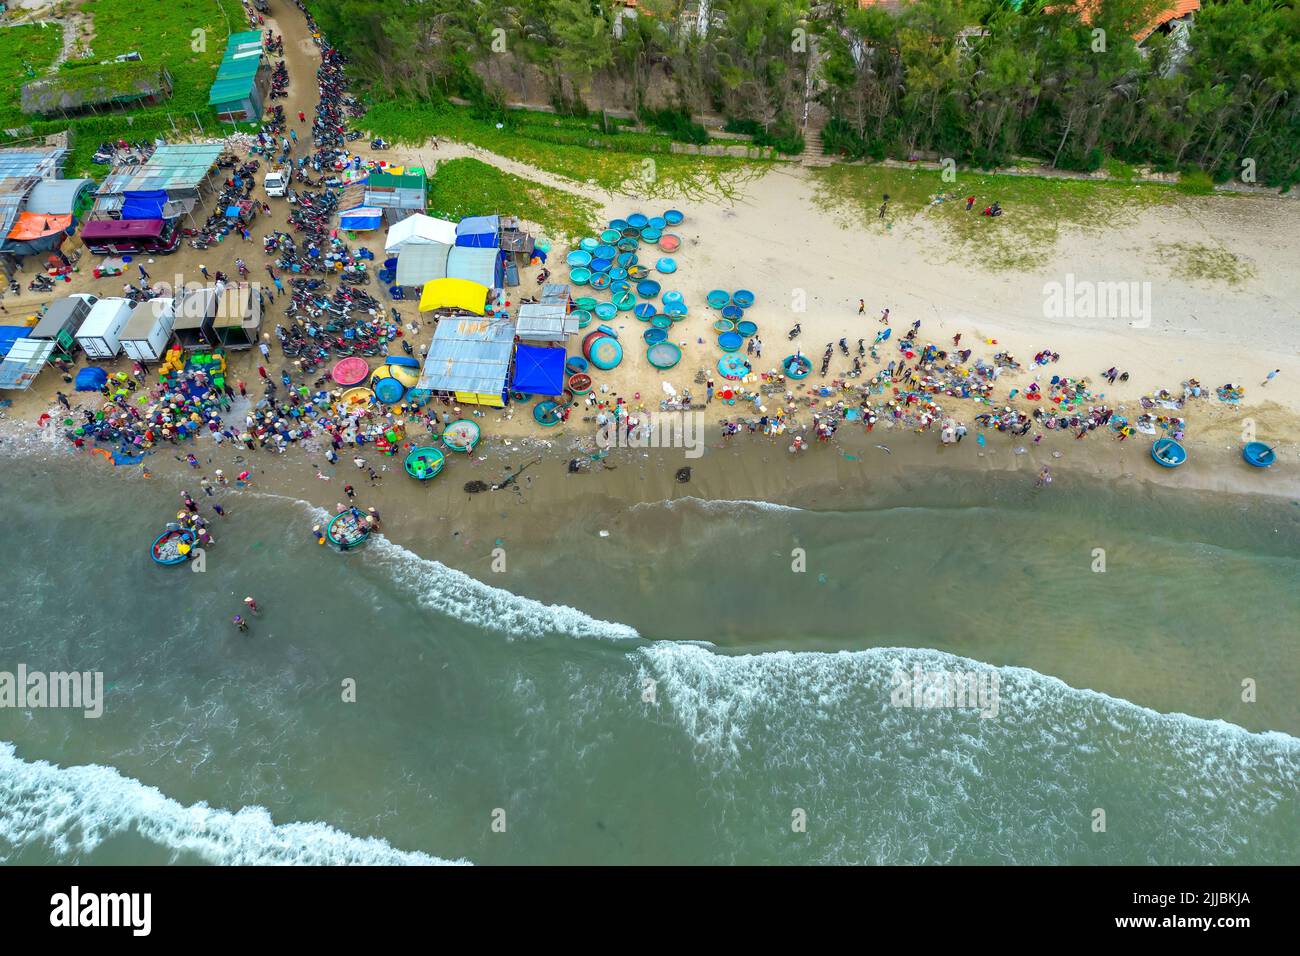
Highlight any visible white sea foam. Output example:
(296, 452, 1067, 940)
(635, 643, 1300, 863)
(0, 742, 468, 865)
(369, 536, 640, 642)
(631, 496, 804, 515)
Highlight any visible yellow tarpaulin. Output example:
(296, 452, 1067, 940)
(419, 277, 489, 315)
(454, 391, 505, 408)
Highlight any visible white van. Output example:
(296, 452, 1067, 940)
(264, 168, 290, 197)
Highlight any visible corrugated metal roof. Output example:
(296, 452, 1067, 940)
(515, 303, 577, 341)
(415, 316, 516, 394)
(98, 144, 223, 195)
(25, 178, 92, 215)
(0, 147, 66, 180)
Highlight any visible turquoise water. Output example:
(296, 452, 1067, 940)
(0, 462, 1297, 864)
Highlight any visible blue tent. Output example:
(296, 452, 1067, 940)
(120, 189, 168, 221)
(339, 206, 384, 231)
(511, 344, 566, 396)
(456, 215, 500, 248)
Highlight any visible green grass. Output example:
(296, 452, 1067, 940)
(810, 164, 1179, 271)
(0, 0, 249, 179)
(0, 23, 67, 127)
(427, 157, 600, 241)
(1155, 241, 1256, 285)
(363, 99, 769, 202)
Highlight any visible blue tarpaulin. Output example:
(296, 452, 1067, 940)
(511, 344, 566, 396)
(339, 206, 383, 231)
(75, 366, 108, 391)
(120, 189, 168, 221)
(0, 325, 31, 357)
(456, 215, 499, 248)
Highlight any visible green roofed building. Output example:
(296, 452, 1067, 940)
(21, 62, 173, 118)
(364, 169, 427, 212)
(208, 31, 269, 122)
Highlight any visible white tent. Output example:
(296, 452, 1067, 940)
(384, 213, 457, 253)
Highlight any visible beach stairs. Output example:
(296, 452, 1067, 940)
(801, 107, 833, 169)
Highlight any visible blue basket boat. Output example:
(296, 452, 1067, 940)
(151, 529, 195, 566)
(1242, 442, 1276, 468)
(1151, 438, 1187, 468)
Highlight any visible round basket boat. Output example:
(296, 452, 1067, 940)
(1242, 441, 1276, 468)
(783, 354, 812, 379)
(608, 218, 629, 231)
(664, 209, 684, 225)
(573, 308, 593, 329)
(570, 266, 592, 285)
(326, 509, 371, 550)
(616, 251, 638, 268)
(599, 229, 621, 244)
(647, 341, 682, 369)
(665, 302, 688, 319)
(717, 354, 751, 380)
(613, 291, 636, 311)
(648, 215, 667, 230)
(732, 289, 755, 308)
(636, 279, 660, 298)
(634, 303, 657, 322)
(594, 244, 617, 260)
(657, 233, 681, 253)
(655, 257, 677, 274)
(338, 387, 375, 411)
(644, 327, 668, 345)
(579, 237, 599, 252)
(610, 279, 631, 296)
(713, 318, 736, 333)
(722, 304, 745, 321)
(566, 356, 589, 374)
(1151, 438, 1187, 468)
(582, 330, 610, 356)
(718, 331, 744, 352)
(442, 420, 481, 453)
(607, 267, 628, 283)
(589, 257, 612, 274)
(534, 400, 563, 426)
(589, 336, 623, 371)
(566, 250, 592, 267)
(650, 316, 672, 331)
(151, 528, 195, 566)
(594, 301, 618, 321)
(627, 265, 650, 280)
(575, 296, 598, 312)
(589, 272, 611, 290)
(736, 320, 758, 337)
(373, 375, 405, 405)
(620, 226, 641, 239)
(627, 213, 649, 229)
(640, 226, 662, 243)
(568, 372, 592, 395)
(616, 238, 639, 254)
(331, 356, 370, 387)
(404, 445, 445, 480)
(706, 289, 730, 309)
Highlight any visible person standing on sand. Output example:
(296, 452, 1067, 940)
(858, 299, 866, 315)
(56, 391, 71, 410)
(200, 265, 210, 280)
(1262, 369, 1280, 386)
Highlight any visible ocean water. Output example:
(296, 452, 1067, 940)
(0, 461, 1297, 865)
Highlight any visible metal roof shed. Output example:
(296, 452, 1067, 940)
(0, 337, 56, 390)
(515, 303, 578, 343)
(415, 315, 517, 405)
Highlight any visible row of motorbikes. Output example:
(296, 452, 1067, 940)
(270, 60, 289, 100)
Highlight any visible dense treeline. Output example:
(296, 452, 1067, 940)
(310, 0, 1300, 187)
